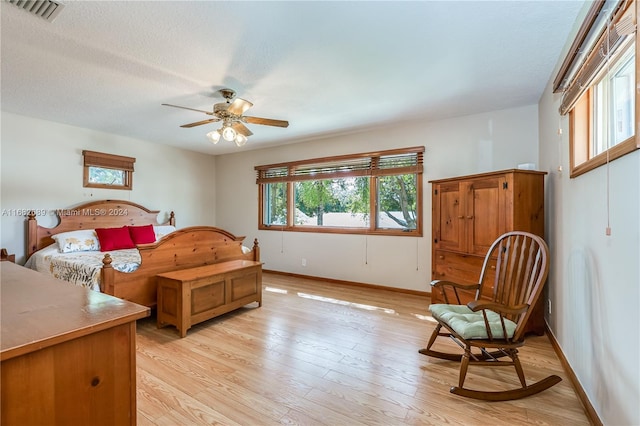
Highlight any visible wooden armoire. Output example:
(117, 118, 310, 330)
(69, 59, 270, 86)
(430, 169, 547, 335)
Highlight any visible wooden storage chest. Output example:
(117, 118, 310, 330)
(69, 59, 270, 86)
(156, 260, 262, 337)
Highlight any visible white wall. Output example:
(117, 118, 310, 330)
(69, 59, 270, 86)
(538, 9, 640, 424)
(215, 104, 540, 292)
(0, 112, 217, 264)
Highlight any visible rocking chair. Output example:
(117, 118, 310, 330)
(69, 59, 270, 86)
(419, 231, 561, 400)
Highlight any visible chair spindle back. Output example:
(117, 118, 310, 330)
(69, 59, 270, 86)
(478, 232, 549, 341)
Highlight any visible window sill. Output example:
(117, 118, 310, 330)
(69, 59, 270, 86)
(570, 136, 639, 178)
(258, 225, 422, 237)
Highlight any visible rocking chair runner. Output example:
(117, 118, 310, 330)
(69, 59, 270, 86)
(419, 231, 562, 401)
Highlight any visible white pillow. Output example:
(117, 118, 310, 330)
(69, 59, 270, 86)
(153, 225, 176, 241)
(51, 229, 100, 253)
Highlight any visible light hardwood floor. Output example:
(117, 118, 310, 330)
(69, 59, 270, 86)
(136, 273, 590, 425)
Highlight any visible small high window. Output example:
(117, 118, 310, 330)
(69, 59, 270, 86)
(82, 150, 135, 190)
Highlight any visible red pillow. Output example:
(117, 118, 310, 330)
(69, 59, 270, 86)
(128, 224, 156, 244)
(95, 226, 136, 252)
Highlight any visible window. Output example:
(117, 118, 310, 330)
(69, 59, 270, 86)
(82, 150, 135, 190)
(592, 44, 635, 154)
(255, 146, 423, 236)
(554, 0, 638, 178)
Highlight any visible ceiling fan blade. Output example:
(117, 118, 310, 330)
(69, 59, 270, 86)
(162, 103, 214, 115)
(180, 118, 220, 128)
(227, 98, 253, 115)
(231, 122, 253, 137)
(243, 116, 289, 128)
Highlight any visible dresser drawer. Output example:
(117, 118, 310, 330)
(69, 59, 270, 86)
(432, 251, 497, 303)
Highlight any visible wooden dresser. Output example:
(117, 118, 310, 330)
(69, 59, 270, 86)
(430, 169, 546, 335)
(1, 262, 150, 426)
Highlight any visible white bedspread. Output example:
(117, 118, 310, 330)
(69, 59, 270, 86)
(24, 245, 141, 292)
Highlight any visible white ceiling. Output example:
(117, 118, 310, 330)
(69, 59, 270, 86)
(1, 1, 585, 155)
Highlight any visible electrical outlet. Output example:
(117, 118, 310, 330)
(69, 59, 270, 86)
(301, 258, 307, 267)
(547, 299, 552, 315)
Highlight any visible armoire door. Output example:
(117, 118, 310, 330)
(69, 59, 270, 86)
(432, 181, 465, 253)
(464, 175, 507, 256)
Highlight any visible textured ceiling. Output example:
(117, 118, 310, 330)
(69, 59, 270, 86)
(1, 1, 585, 155)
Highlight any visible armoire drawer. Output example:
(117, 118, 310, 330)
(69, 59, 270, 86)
(432, 250, 497, 303)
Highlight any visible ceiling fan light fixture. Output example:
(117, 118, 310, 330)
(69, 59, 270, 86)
(206, 129, 221, 144)
(163, 88, 288, 148)
(235, 133, 248, 147)
(222, 126, 237, 142)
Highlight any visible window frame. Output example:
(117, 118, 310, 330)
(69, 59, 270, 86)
(555, 0, 638, 178)
(569, 40, 637, 177)
(82, 150, 135, 190)
(255, 146, 424, 237)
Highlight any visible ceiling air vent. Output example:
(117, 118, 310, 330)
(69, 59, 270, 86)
(7, 0, 65, 23)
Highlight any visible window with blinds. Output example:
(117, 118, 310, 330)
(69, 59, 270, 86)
(255, 146, 424, 236)
(553, 0, 638, 177)
(82, 150, 135, 190)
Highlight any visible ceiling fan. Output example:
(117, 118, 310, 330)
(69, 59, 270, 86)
(162, 89, 289, 146)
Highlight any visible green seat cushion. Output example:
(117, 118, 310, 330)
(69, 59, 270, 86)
(429, 304, 517, 340)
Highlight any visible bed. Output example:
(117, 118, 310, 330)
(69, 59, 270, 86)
(26, 199, 260, 307)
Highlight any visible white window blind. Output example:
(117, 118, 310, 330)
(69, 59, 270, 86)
(554, 0, 636, 115)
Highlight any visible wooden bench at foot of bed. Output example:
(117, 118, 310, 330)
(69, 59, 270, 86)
(156, 260, 263, 337)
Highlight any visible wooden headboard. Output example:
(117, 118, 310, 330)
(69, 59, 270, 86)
(27, 199, 175, 258)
